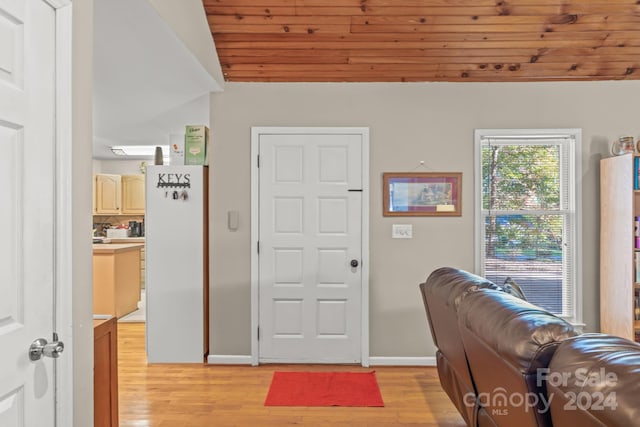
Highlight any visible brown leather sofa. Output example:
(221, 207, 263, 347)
(420, 267, 640, 427)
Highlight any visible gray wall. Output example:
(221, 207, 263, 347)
(93, 159, 146, 175)
(210, 81, 633, 358)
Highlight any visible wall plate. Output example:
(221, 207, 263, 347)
(392, 224, 413, 239)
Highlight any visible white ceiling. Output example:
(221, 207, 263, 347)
(92, 0, 223, 159)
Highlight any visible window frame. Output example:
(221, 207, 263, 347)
(473, 128, 583, 326)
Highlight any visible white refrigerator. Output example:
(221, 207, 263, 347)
(145, 165, 209, 363)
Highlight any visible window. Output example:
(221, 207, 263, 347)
(474, 129, 582, 324)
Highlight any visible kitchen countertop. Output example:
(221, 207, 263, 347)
(93, 243, 145, 254)
(108, 237, 145, 243)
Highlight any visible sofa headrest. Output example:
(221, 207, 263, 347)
(423, 267, 501, 309)
(458, 289, 579, 374)
(420, 267, 501, 348)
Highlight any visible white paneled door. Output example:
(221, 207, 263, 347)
(257, 129, 367, 363)
(0, 0, 65, 425)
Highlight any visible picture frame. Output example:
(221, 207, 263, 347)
(383, 172, 462, 216)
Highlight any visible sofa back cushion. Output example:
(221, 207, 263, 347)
(421, 268, 501, 373)
(457, 289, 578, 427)
(421, 267, 501, 351)
(420, 267, 503, 425)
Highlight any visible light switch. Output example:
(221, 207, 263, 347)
(228, 210, 239, 231)
(392, 224, 413, 239)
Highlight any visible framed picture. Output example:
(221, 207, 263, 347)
(383, 172, 462, 216)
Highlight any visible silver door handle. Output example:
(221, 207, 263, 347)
(29, 333, 64, 361)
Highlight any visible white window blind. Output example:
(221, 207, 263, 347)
(475, 130, 581, 322)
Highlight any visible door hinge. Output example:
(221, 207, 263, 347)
(257, 154, 260, 168)
(257, 241, 260, 254)
(257, 326, 260, 340)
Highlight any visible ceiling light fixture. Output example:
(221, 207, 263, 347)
(110, 145, 170, 157)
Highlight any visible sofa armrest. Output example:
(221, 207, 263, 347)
(547, 334, 640, 427)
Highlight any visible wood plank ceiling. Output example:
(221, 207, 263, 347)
(204, 0, 640, 82)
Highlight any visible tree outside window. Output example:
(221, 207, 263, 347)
(475, 130, 581, 322)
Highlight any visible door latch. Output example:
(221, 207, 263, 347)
(29, 332, 64, 361)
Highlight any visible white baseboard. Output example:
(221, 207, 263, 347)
(207, 355, 253, 365)
(369, 356, 437, 366)
(206, 355, 437, 366)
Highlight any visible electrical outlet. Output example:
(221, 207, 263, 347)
(392, 224, 413, 239)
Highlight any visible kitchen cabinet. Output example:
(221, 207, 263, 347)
(93, 173, 146, 215)
(121, 174, 145, 214)
(140, 245, 146, 289)
(109, 238, 145, 289)
(94, 316, 118, 427)
(93, 243, 143, 318)
(94, 174, 122, 214)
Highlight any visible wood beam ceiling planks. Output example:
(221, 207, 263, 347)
(204, 0, 640, 82)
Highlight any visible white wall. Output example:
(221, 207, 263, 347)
(72, 0, 94, 425)
(209, 80, 631, 358)
(147, 0, 225, 88)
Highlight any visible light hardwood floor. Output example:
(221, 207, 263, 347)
(117, 323, 466, 426)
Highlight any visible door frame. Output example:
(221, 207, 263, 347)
(49, 0, 74, 425)
(250, 127, 370, 366)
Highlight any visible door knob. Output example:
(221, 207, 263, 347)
(350, 259, 359, 268)
(29, 333, 64, 361)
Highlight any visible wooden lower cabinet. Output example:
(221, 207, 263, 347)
(140, 245, 146, 289)
(94, 317, 118, 427)
(93, 243, 143, 318)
